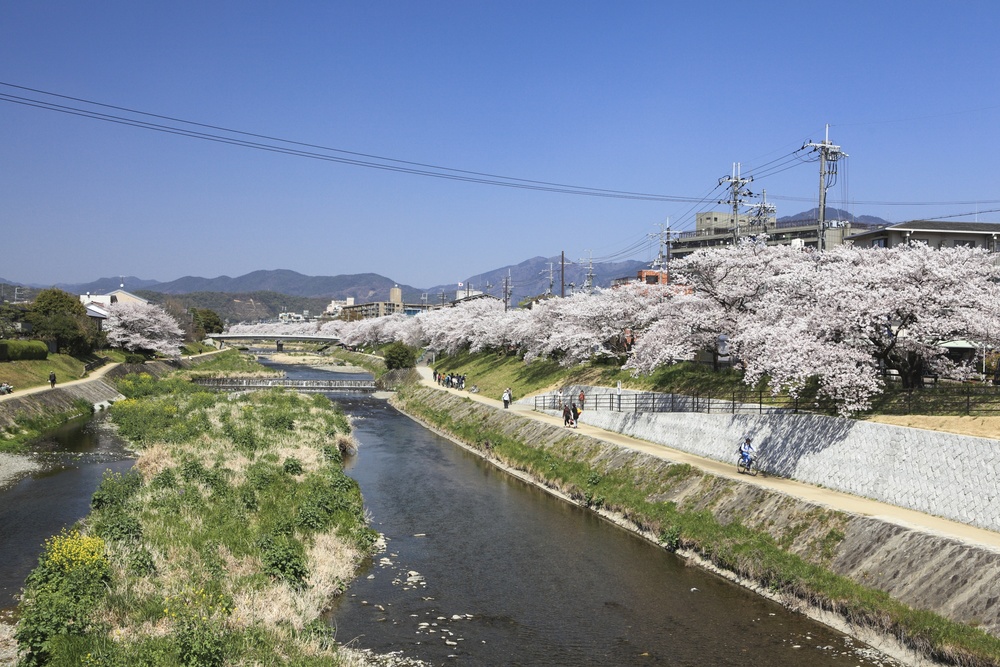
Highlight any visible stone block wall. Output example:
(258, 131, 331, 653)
(536, 385, 1000, 533)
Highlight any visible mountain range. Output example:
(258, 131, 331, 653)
(1, 209, 896, 321)
(49, 256, 649, 309)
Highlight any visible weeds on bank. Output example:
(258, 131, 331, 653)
(16, 377, 377, 666)
(400, 387, 1000, 667)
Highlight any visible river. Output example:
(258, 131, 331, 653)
(0, 414, 133, 609)
(274, 365, 900, 666)
(0, 362, 901, 665)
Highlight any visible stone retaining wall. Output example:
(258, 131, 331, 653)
(543, 385, 1000, 533)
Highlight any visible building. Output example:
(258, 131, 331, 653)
(844, 220, 1000, 251)
(79, 288, 149, 308)
(669, 211, 878, 258)
(79, 289, 148, 332)
(339, 285, 437, 321)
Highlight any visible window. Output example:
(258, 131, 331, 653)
(871, 238, 887, 248)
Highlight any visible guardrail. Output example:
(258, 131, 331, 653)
(191, 378, 376, 392)
(84, 357, 109, 372)
(533, 390, 797, 415)
(534, 382, 1000, 417)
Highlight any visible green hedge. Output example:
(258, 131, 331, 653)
(0, 340, 49, 362)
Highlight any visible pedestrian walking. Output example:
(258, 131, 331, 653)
(49, 371, 56, 389)
(502, 388, 511, 409)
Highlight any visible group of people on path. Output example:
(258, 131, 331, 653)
(433, 370, 467, 390)
(501, 387, 513, 408)
(562, 401, 582, 428)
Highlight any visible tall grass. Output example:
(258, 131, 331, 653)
(16, 376, 377, 665)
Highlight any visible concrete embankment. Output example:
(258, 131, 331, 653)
(552, 384, 1000, 533)
(394, 385, 1000, 665)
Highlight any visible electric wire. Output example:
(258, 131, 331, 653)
(5, 82, 1000, 214)
(0, 83, 704, 203)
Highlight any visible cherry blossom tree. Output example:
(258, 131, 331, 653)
(104, 301, 184, 357)
(730, 243, 1000, 412)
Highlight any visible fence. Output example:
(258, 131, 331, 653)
(191, 378, 376, 392)
(533, 383, 1000, 417)
(533, 389, 800, 415)
(83, 357, 109, 372)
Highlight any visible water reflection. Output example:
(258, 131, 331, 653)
(0, 414, 133, 608)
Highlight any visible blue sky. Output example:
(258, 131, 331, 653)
(3, 1, 1000, 288)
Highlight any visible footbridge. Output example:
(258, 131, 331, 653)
(207, 333, 340, 352)
(191, 378, 375, 393)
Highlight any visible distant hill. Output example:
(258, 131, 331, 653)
(57, 270, 424, 303)
(6, 255, 685, 320)
(778, 208, 889, 226)
(135, 290, 333, 324)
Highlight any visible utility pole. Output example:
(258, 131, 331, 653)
(502, 270, 513, 312)
(648, 220, 671, 273)
(719, 163, 753, 244)
(541, 262, 555, 296)
(560, 251, 565, 298)
(579, 252, 595, 294)
(746, 189, 777, 236)
(803, 125, 847, 251)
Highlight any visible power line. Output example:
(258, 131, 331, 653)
(0, 82, 706, 204)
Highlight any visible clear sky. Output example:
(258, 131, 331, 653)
(3, 1, 1000, 288)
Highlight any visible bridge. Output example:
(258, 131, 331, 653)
(207, 333, 340, 352)
(191, 378, 376, 393)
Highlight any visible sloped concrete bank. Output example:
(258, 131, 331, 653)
(551, 384, 1000, 533)
(393, 386, 1000, 667)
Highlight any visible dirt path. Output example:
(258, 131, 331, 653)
(0, 360, 120, 404)
(416, 366, 1000, 552)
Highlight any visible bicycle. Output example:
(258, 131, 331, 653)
(736, 454, 759, 476)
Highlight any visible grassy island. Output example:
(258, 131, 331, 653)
(15, 365, 377, 666)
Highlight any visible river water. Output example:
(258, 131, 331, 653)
(0, 363, 901, 666)
(0, 414, 133, 608)
(274, 365, 898, 667)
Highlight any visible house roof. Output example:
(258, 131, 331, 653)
(847, 220, 1000, 241)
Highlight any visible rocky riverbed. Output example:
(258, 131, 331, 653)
(0, 453, 39, 491)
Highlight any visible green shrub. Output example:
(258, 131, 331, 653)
(16, 530, 110, 666)
(124, 353, 147, 364)
(262, 411, 295, 431)
(92, 509, 143, 544)
(282, 457, 304, 475)
(259, 535, 308, 586)
(91, 470, 143, 511)
(0, 339, 48, 361)
(383, 341, 417, 370)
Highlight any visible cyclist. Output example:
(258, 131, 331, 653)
(738, 437, 755, 469)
